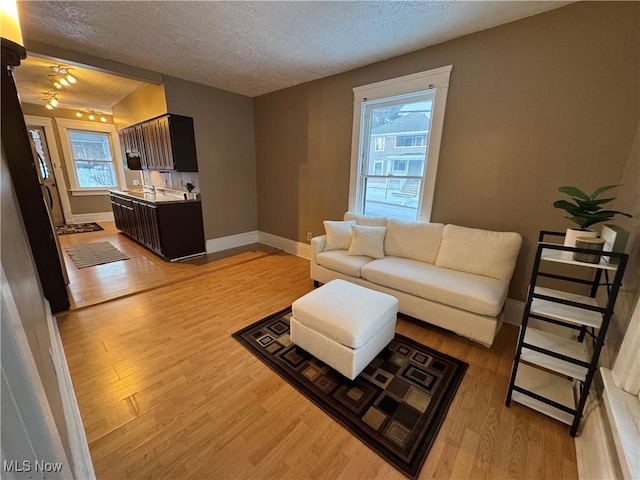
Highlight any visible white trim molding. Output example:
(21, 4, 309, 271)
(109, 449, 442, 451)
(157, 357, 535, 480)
(205, 231, 311, 260)
(46, 301, 96, 479)
(575, 398, 617, 480)
(55, 118, 127, 193)
(70, 212, 115, 224)
(348, 65, 453, 223)
(258, 232, 311, 260)
(206, 231, 259, 254)
(23, 115, 73, 224)
(504, 298, 525, 326)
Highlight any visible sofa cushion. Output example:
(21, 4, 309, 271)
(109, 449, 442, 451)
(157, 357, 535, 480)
(344, 211, 388, 226)
(348, 225, 386, 259)
(316, 250, 372, 277)
(361, 257, 508, 317)
(435, 225, 522, 282)
(384, 219, 444, 264)
(323, 220, 355, 251)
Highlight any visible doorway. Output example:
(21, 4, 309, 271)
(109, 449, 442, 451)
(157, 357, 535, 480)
(27, 125, 65, 226)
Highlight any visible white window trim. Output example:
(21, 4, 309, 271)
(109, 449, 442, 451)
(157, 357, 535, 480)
(23, 115, 73, 223)
(55, 118, 126, 196)
(348, 65, 452, 222)
(374, 137, 385, 152)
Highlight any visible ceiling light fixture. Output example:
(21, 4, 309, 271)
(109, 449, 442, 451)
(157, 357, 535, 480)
(42, 92, 59, 109)
(49, 65, 77, 87)
(75, 109, 109, 122)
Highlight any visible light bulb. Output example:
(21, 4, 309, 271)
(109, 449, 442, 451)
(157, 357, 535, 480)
(76, 112, 82, 118)
(100, 117, 107, 123)
(52, 81, 62, 89)
(88, 114, 95, 120)
(60, 77, 69, 86)
(66, 74, 76, 84)
(45, 103, 54, 110)
(50, 98, 58, 107)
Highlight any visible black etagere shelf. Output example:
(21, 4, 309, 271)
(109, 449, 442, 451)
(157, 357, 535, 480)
(505, 230, 628, 436)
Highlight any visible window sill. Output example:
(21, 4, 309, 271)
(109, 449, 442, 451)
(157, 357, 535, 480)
(69, 189, 114, 197)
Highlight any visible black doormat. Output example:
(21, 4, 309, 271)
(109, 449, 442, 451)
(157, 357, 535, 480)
(56, 222, 104, 235)
(233, 308, 467, 479)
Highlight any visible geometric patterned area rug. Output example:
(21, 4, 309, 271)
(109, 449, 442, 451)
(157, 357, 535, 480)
(233, 308, 467, 479)
(56, 222, 104, 235)
(64, 241, 129, 269)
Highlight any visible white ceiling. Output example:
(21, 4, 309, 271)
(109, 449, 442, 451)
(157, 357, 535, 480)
(18, 1, 571, 98)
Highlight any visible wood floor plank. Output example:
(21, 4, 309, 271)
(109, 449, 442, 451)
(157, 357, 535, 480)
(56, 225, 578, 479)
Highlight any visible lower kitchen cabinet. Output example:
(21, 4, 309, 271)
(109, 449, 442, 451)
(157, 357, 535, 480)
(110, 192, 205, 261)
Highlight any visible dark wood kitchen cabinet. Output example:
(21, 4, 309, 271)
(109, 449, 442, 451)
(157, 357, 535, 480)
(110, 192, 205, 261)
(118, 114, 198, 172)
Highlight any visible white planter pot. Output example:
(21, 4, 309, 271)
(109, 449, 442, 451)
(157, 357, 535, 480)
(564, 228, 598, 247)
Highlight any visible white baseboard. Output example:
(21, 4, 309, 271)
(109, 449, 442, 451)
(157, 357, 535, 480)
(46, 301, 96, 480)
(575, 396, 617, 480)
(258, 232, 311, 260)
(206, 231, 259, 253)
(204, 230, 311, 259)
(504, 298, 524, 326)
(601, 368, 638, 480)
(70, 212, 114, 224)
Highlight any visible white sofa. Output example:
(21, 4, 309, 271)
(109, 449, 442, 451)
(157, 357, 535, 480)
(310, 212, 522, 347)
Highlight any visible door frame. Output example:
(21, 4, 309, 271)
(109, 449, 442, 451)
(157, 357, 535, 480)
(24, 115, 72, 224)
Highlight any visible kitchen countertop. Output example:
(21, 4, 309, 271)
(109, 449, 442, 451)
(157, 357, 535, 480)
(109, 189, 199, 205)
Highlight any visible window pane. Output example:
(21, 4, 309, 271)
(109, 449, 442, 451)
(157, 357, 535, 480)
(362, 177, 421, 221)
(76, 160, 117, 188)
(359, 93, 434, 221)
(69, 130, 112, 161)
(28, 128, 50, 180)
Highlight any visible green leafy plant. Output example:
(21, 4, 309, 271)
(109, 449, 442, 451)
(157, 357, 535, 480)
(553, 185, 632, 230)
(185, 182, 196, 193)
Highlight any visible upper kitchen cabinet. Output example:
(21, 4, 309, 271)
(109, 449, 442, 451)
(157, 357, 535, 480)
(119, 114, 198, 172)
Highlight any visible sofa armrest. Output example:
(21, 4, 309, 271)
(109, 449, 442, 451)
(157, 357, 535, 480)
(311, 235, 326, 264)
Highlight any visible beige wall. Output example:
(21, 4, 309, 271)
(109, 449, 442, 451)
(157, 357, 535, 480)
(1, 148, 71, 462)
(163, 75, 258, 240)
(253, 1, 640, 301)
(21, 103, 114, 215)
(111, 83, 167, 129)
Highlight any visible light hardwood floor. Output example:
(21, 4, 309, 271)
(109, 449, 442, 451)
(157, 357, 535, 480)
(57, 225, 578, 479)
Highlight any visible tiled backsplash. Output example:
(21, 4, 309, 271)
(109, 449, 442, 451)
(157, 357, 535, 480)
(143, 170, 200, 194)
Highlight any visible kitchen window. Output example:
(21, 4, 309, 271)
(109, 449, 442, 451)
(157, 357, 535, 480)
(56, 118, 125, 195)
(348, 66, 452, 222)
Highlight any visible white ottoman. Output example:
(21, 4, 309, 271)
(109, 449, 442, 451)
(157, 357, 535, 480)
(290, 279, 399, 380)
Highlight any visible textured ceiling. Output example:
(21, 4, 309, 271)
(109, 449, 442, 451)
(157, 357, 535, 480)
(18, 1, 571, 98)
(14, 55, 142, 112)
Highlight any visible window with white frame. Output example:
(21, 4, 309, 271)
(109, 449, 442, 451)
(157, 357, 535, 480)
(374, 137, 385, 152)
(56, 119, 125, 195)
(348, 66, 452, 222)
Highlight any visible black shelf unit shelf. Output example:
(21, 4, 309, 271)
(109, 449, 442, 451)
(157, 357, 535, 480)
(505, 230, 628, 436)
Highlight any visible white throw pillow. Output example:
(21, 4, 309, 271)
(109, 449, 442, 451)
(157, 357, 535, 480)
(435, 224, 522, 281)
(347, 225, 386, 259)
(343, 211, 388, 226)
(384, 219, 445, 264)
(323, 220, 355, 251)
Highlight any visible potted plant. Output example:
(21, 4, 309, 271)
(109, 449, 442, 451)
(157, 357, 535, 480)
(553, 185, 632, 247)
(185, 182, 197, 200)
